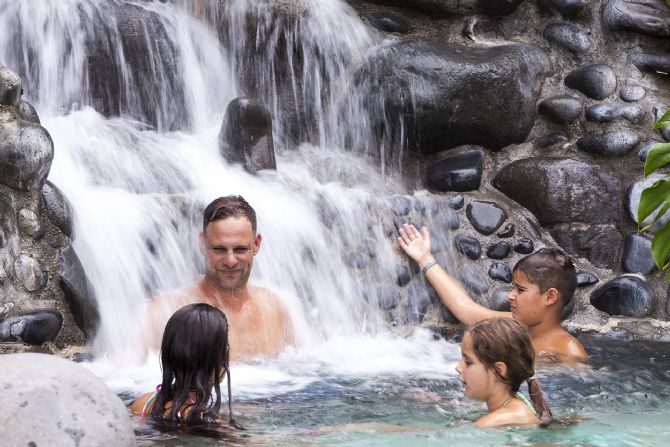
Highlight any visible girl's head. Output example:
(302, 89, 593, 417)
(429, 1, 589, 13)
(458, 318, 535, 396)
(151, 303, 237, 425)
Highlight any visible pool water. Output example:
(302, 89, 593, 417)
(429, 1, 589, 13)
(110, 332, 670, 446)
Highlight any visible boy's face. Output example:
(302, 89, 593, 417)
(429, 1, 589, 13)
(508, 271, 550, 326)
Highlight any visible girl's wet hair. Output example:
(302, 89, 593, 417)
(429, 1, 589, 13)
(150, 303, 241, 428)
(513, 247, 576, 307)
(467, 318, 553, 425)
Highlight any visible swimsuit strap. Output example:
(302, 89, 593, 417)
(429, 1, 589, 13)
(515, 391, 537, 415)
(140, 391, 160, 419)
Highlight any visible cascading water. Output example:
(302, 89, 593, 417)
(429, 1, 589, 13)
(0, 0, 460, 388)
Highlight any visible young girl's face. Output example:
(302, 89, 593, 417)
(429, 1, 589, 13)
(455, 332, 498, 401)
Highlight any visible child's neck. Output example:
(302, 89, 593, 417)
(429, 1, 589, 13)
(486, 386, 514, 413)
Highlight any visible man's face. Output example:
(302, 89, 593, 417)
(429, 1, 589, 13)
(200, 216, 261, 291)
(508, 270, 546, 327)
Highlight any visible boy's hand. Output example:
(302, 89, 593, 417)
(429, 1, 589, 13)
(398, 224, 434, 266)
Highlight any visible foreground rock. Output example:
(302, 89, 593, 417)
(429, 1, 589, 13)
(0, 353, 135, 446)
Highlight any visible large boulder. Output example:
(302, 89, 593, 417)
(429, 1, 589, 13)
(0, 310, 62, 345)
(0, 353, 135, 446)
(0, 65, 22, 106)
(353, 42, 550, 154)
(42, 181, 74, 238)
(550, 224, 622, 269)
(590, 276, 653, 317)
(492, 157, 621, 225)
(361, 0, 523, 16)
(59, 246, 99, 339)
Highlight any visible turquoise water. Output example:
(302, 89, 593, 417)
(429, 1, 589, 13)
(129, 335, 670, 446)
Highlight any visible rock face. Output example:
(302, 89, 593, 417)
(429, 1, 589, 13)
(577, 131, 640, 156)
(362, 0, 523, 16)
(564, 64, 617, 100)
(368, 14, 409, 33)
(466, 201, 507, 235)
(602, 0, 670, 38)
(219, 97, 277, 174)
(543, 23, 591, 54)
(354, 42, 550, 153)
(550, 224, 622, 269)
(590, 276, 653, 317)
(426, 149, 484, 192)
(59, 246, 99, 338)
(0, 353, 135, 446)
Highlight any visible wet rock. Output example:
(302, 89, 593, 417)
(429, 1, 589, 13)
(0, 117, 54, 191)
(362, 0, 523, 16)
(490, 286, 511, 311)
(426, 149, 484, 192)
(0, 353, 135, 446)
(0, 310, 62, 345)
(590, 276, 652, 317)
(576, 131, 639, 156)
(358, 239, 377, 258)
(17, 209, 42, 238)
(437, 302, 458, 324)
(536, 133, 568, 148)
(406, 283, 432, 323)
(538, 94, 583, 124)
(0, 266, 6, 285)
(219, 97, 276, 174)
(394, 265, 411, 287)
(576, 268, 599, 287)
(637, 141, 659, 161)
(466, 201, 507, 235)
(455, 234, 481, 260)
(0, 65, 22, 106)
(667, 286, 670, 317)
(513, 238, 534, 254)
(537, 0, 588, 18)
(458, 265, 489, 296)
(585, 103, 646, 124)
(621, 234, 656, 275)
(59, 246, 99, 339)
(626, 174, 670, 232)
(488, 262, 512, 283)
(414, 199, 439, 218)
(620, 84, 646, 102)
(378, 286, 401, 310)
(655, 107, 670, 142)
(41, 181, 74, 238)
(497, 223, 515, 238)
(388, 196, 411, 216)
(447, 195, 464, 210)
(629, 53, 670, 75)
(347, 252, 369, 269)
(18, 100, 40, 124)
(603, 0, 670, 38)
(354, 41, 550, 153)
(494, 158, 621, 225)
(543, 23, 590, 53)
(442, 211, 460, 231)
(564, 64, 617, 100)
(368, 14, 409, 33)
(14, 255, 48, 292)
(487, 242, 511, 260)
(431, 231, 451, 254)
(550, 224, 622, 269)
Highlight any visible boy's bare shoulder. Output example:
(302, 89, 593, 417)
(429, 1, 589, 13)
(537, 329, 588, 364)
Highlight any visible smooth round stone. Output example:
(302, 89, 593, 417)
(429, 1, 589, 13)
(536, 132, 568, 148)
(458, 265, 489, 296)
(442, 211, 460, 231)
(0, 65, 22, 106)
(454, 234, 481, 260)
(0, 310, 62, 345)
(466, 201, 507, 235)
(603, 0, 670, 38)
(590, 276, 653, 317)
(378, 286, 402, 310)
(17, 208, 41, 237)
(585, 103, 646, 124)
(0, 353, 135, 446)
(497, 223, 515, 238)
(621, 234, 656, 274)
(629, 52, 670, 75)
(447, 194, 464, 210)
(488, 262, 512, 283)
(426, 150, 484, 192)
(388, 195, 411, 216)
(490, 286, 512, 311)
(537, 0, 587, 18)
(538, 94, 583, 124)
(18, 100, 40, 124)
(42, 181, 74, 238)
(620, 84, 646, 102)
(513, 238, 534, 254)
(395, 265, 411, 287)
(637, 140, 661, 161)
(368, 15, 410, 34)
(0, 119, 55, 191)
(576, 268, 599, 287)
(565, 64, 617, 100)
(406, 283, 432, 323)
(543, 23, 590, 53)
(13, 255, 48, 292)
(577, 131, 640, 156)
(414, 198, 439, 218)
(487, 242, 511, 259)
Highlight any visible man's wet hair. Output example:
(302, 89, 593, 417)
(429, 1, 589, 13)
(512, 247, 576, 307)
(203, 195, 257, 233)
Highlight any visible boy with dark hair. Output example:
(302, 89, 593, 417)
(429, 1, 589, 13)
(398, 224, 587, 363)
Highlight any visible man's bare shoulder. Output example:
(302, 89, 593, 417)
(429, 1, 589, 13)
(149, 284, 203, 313)
(249, 285, 284, 307)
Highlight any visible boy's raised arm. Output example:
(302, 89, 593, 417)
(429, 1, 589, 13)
(398, 224, 508, 325)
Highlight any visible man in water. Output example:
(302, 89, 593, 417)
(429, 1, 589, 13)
(147, 195, 294, 361)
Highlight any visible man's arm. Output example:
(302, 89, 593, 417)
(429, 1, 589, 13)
(398, 224, 508, 325)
